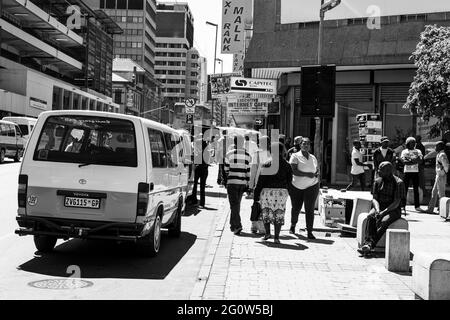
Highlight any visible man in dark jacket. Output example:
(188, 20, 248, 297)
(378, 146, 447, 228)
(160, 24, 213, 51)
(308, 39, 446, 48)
(373, 136, 395, 180)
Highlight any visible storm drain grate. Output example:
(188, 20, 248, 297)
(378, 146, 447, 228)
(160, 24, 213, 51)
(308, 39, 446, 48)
(28, 279, 93, 290)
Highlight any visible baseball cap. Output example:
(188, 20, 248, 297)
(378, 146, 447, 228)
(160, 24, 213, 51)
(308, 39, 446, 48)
(380, 136, 390, 143)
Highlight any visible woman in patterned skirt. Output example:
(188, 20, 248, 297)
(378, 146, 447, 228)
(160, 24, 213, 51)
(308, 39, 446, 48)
(253, 142, 293, 243)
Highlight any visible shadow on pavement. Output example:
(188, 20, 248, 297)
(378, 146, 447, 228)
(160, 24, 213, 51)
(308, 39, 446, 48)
(258, 241, 309, 250)
(205, 191, 228, 198)
(17, 231, 197, 280)
(295, 234, 335, 245)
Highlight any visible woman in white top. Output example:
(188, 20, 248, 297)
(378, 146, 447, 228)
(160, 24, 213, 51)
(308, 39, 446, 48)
(346, 140, 369, 191)
(288, 137, 320, 239)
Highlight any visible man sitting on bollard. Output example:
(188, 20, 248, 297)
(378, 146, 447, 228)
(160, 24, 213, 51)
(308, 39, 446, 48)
(358, 161, 406, 256)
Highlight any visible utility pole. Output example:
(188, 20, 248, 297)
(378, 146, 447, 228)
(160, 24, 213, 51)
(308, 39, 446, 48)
(206, 21, 218, 128)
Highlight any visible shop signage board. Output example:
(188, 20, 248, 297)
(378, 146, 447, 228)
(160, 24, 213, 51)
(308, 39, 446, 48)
(233, 52, 245, 74)
(210, 73, 241, 98)
(230, 77, 277, 94)
(221, 0, 253, 53)
(227, 97, 270, 114)
(29, 97, 48, 110)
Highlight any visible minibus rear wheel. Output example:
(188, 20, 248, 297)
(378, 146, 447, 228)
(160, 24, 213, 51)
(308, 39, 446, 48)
(34, 235, 57, 253)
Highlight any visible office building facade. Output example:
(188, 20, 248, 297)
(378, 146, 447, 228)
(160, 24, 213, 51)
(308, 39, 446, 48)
(0, 0, 121, 118)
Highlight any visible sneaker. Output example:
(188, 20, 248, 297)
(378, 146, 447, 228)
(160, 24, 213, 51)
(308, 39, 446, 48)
(415, 207, 425, 213)
(233, 227, 242, 235)
(307, 232, 316, 240)
(261, 234, 271, 241)
(289, 225, 296, 234)
(357, 244, 372, 255)
(273, 238, 280, 244)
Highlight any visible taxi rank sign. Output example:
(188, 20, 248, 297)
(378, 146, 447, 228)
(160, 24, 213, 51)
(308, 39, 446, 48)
(221, 0, 252, 54)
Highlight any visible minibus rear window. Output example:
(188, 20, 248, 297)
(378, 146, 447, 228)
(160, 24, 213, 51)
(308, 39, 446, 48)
(33, 115, 138, 167)
(18, 125, 29, 135)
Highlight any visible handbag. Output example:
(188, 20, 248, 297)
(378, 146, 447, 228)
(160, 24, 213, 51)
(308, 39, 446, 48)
(250, 201, 262, 222)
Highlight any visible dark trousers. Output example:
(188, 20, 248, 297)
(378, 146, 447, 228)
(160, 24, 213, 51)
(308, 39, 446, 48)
(364, 210, 401, 248)
(217, 164, 226, 185)
(403, 172, 420, 208)
(193, 165, 208, 206)
(227, 184, 246, 231)
(346, 173, 365, 191)
(290, 183, 320, 232)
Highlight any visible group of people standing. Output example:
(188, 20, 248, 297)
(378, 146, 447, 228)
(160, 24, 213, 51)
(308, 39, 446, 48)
(217, 132, 320, 243)
(347, 135, 449, 214)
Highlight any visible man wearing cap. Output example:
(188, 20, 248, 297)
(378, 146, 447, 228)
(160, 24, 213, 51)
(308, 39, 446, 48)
(400, 136, 424, 212)
(358, 161, 406, 256)
(373, 136, 395, 180)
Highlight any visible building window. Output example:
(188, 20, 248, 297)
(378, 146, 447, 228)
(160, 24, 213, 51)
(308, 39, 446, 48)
(117, 0, 126, 9)
(121, 16, 127, 22)
(128, 0, 144, 10)
(105, 0, 115, 9)
(114, 90, 123, 104)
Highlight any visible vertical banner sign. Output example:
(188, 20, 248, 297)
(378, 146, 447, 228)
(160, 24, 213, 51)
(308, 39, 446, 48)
(233, 53, 244, 74)
(221, 0, 253, 54)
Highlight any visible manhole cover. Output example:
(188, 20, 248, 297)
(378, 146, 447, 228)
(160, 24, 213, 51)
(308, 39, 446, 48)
(28, 279, 93, 290)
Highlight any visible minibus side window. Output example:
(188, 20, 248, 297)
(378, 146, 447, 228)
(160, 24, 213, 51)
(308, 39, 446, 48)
(0, 124, 7, 136)
(7, 124, 15, 137)
(164, 132, 178, 168)
(148, 129, 167, 168)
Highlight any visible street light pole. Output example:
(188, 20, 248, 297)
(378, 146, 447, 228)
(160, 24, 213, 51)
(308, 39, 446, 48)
(206, 21, 219, 128)
(315, 0, 340, 179)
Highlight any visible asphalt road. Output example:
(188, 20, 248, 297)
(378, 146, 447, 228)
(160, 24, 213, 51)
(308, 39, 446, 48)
(0, 160, 224, 299)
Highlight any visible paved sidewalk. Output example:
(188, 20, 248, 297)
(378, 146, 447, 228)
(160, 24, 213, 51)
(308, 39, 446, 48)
(191, 170, 450, 300)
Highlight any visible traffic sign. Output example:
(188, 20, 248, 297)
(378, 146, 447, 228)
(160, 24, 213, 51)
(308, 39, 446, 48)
(186, 114, 194, 125)
(185, 106, 195, 114)
(185, 98, 196, 108)
(255, 118, 263, 126)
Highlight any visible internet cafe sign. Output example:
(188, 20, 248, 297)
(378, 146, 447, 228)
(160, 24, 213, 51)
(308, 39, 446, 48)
(221, 0, 252, 53)
(230, 77, 277, 94)
(227, 97, 269, 114)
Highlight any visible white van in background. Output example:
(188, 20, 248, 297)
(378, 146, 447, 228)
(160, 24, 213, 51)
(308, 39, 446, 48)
(0, 120, 26, 163)
(177, 129, 194, 205)
(15, 111, 188, 257)
(2, 116, 37, 141)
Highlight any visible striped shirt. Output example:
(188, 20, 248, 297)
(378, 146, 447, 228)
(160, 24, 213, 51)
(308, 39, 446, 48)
(224, 148, 252, 185)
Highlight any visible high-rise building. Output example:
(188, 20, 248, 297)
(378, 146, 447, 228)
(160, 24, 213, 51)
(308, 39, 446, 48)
(0, 0, 121, 118)
(86, 0, 161, 120)
(155, 2, 202, 126)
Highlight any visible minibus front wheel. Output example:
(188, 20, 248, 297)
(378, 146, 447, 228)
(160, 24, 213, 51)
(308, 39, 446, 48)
(33, 235, 57, 253)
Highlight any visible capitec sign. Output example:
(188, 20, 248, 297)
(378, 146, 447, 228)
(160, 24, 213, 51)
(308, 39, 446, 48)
(230, 77, 277, 94)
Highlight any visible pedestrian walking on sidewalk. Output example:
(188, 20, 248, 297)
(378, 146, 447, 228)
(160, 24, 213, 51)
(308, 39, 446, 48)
(254, 142, 293, 243)
(358, 161, 406, 256)
(216, 130, 228, 186)
(400, 136, 424, 212)
(192, 139, 211, 208)
(289, 137, 320, 239)
(425, 141, 449, 214)
(286, 136, 302, 160)
(225, 135, 252, 235)
(346, 140, 369, 191)
(249, 136, 272, 233)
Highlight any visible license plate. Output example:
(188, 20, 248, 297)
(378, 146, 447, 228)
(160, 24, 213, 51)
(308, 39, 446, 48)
(64, 197, 100, 209)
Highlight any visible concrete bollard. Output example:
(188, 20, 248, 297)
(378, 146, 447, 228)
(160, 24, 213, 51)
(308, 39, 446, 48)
(413, 253, 450, 300)
(439, 197, 450, 219)
(386, 229, 410, 272)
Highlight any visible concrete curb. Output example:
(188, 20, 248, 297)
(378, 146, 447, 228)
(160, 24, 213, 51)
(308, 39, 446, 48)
(190, 191, 230, 300)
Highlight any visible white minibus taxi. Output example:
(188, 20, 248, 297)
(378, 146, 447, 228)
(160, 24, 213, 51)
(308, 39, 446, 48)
(2, 116, 37, 141)
(15, 111, 189, 257)
(0, 120, 26, 163)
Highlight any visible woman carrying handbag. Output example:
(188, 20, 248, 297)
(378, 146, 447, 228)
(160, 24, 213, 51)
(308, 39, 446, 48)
(253, 142, 293, 243)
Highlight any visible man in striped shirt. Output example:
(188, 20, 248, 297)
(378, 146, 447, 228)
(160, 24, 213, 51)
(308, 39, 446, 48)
(225, 135, 252, 234)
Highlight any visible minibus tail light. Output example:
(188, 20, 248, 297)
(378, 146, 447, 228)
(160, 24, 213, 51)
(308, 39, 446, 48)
(137, 183, 150, 216)
(18, 174, 28, 208)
